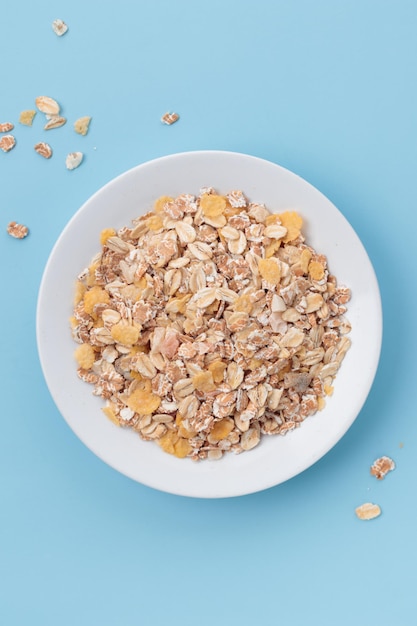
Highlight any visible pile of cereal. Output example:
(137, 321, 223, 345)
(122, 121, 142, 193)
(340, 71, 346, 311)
(71, 189, 351, 460)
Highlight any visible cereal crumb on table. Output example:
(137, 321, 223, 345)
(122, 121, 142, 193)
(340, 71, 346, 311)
(161, 112, 179, 125)
(7, 222, 29, 239)
(74, 116, 92, 136)
(34, 142, 53, 159)
(0, 122, 14, 133)
(0, 135, 16, 152)
(370, 456, 395, 480)
(52, 19, 68, 36)
(355, 502, 381, 521)
(35, 96, 60, 115)
(19, 110, 37, 126)
(66, 152, 84, 170)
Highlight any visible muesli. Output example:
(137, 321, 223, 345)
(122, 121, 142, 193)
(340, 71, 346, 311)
(71, 189, 351, 460)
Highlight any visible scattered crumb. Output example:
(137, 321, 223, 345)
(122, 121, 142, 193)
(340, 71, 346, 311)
(44, 115, 66, 130)
(35, 95, 60, 115)
(399, 442, 404, 448)
(7, 221, 29, 239)
(66, 151, 83, 170)
(52, 19, 68, 36)
(0, 122, 14, 133)
(161, 112, 179, 125)
(355, 502, 381, 521)
(74, 116, 92, 136)
(19, 110, 37, 126)
(370, 456, 395, 480)
(0, 135, 16, 152)
(34, 142, 53, 159)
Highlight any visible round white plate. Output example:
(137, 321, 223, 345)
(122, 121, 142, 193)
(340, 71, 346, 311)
(37, 150, 382, 498)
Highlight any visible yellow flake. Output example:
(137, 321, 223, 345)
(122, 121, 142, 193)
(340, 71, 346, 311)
(83, 286, 110, 314)
(258, 258, 281, 285)
(265, 214, 282, 226)
(74, 116, 92, 136)
(317, 397, 326, 411)
(192, 370, 216, 392)
(278, 211, 303, 242)
(126, 389, 161, 414)
(19, 110, 36, 126)
(173, 437, 192, 458)
(200, 194, 227, 217)
(158, 431, 178, 455)
(308, 260, 325, 281)
(102, 406, 120, 426)
(111, 322, 140, 346)
(233, 294, 252, 314)
(147, 215, 163, 231)
(154, 195, 173, 214)
(74, 280, 86, 305)
(209, 418, 234, 441)
(208, 360, 227, 383)
(300, 248, 312, 273)
(100, 228, 116, 246)
(265, 240, 282, 258)
(324, 384, 334, 396)
(74, 343, 95, 369)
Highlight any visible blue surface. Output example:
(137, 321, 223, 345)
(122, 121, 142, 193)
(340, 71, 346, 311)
(1, 1, 416, 624)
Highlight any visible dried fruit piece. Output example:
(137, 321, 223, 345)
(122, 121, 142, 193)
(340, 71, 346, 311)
(52, 19, 68, 36)
(74, 343, 95, 369)
(370, 456, 395, 480)
(7, 221, 29, 239)
(355, 503, 381, 521)
(161, 112, 179, 125)
(35, 96, 60, 115)
(0, 135, 16, 152)
(0, 122, 14, 133)
(66, 151, 83, 170)
(34, 142, 53, 159)
(44, 115, 66, 130)
(19, 110, 36, 126)
(74, 116, 92, 136)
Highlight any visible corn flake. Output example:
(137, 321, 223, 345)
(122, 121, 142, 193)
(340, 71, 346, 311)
(126, 389, 161, 414)
(200, 194, 227, 217)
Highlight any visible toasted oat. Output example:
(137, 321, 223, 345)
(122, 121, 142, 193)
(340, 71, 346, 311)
(0, 122, 14, 133)
(44, 115, 67, 130)
(0, 135, 16, 152)
(34, 142, 53, 159)
(355, 503, 381, 521)
(35, 96, 60, 115)
(74, 116, 92, 136)
(71, 188, 351, 460)
(66, 151, 83, 170)
(370, 456, 395, 480)
(7, 221, 29, 239)
(19, 110, 37, 126)
(52, 19, 68, 36)
(161, 112, 179, 125)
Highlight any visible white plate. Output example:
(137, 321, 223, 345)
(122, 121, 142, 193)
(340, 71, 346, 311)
(37, 151, 382, 498)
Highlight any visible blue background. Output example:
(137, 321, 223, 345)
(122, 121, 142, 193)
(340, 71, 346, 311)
(1, 1, 416, 624)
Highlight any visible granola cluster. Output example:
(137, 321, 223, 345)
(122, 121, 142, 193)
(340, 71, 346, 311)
(71, 188, 351, 460)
